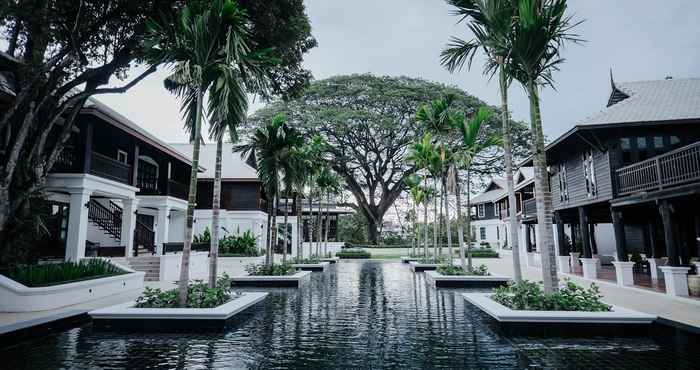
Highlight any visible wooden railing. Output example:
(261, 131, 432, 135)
(166, 179, 188, 200)
(88, 199, 122, 241)
(522, 198, 537, 217)
(616, 141, 700, 195)
(90, 152, 132, 184)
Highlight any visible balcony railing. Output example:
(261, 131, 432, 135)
(166, 179, 188, 200)
(522, 198, 537, 218)
(90, 152, 132, 184)
(616, 141, 700, 196)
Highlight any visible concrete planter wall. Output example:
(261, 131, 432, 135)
(158, 252, 210, 281)
(409, 261, 439, 272)
(217, 256, 266, 276)
(425, 271, 510, 288)
(231, 271, 312, 287)
(292, 262, 330, 272)
(0, 259, 144, 313)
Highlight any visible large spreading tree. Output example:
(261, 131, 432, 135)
(0, 0, 315, 260)
(249, 74, 530, 243)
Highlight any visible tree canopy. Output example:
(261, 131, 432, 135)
(248, 74, 530, 242)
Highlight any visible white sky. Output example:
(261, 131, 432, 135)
(98, 0, 700, 145)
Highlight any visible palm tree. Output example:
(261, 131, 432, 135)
(317, 168, 341, 257)
(284, 146, 306, 263)
(441, 0, 524, 281)
(406, 174, 424, 257)
(507, 0, 581, 292)
(407, 134, 440, 260)
(454, 107, 501, 272)
(143, 0, 263, 303)
(234, 113, 303, 266)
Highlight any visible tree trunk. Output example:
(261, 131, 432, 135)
(412, 202, 417, 256)
(266, 202, 273, 265)
(443, 176, 453, 264)
(433, 178, 438, 261)
(316, 191, 322, 256)
(296, 193, 302, 261)
(423, 175, 429, 258)
(208, 138, 223, 288)
(179, 89, 204, 306)
(308, 180, 314, 257)
(466, 169, 473, 272)
(527, 81, 558, 293)
(455, 169, 466, 270)
(270, 194, 278, 265)
(439, 180, 444, 257)
(324, 191, 330, 257)
(500, 69, 523, 282)
(282, 196, 289, 264)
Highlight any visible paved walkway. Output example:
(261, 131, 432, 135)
(473, 255, 700, 329)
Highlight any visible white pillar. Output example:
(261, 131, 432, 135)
(659, 266, 691, 297)
(155, 206, 172, 255)
(580, 258, 598, 280)
(121, 198, 140, 257)
(558, 255, 571, 273)
(570, 252, 580, 270)
(612, 261, 635, 286)
(65, 190, 92, 262)
(648, 258, 662, 280)
(527, 252, 535, 267)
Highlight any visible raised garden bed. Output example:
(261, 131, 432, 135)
(292, 262, 330, 272)
(409, 261, 439, 272)
(89, 292, 268, 330)
(401, 256, 419, 263)
(336, 249, 371, 259)
(230, 271, 312, 287)
(425, 270, 510, 288)
(319, 257, 340, 264)
(463, 293, 656, 337)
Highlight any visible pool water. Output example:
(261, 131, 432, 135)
(2, 260, 698, 369)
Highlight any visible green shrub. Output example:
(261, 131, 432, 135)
(436, 264, 489, 276)
(2, 259, 125, 287)
(418, 255, 448, 264)
(293, 256, 321, 264)
(469, 248, 499, 258)
(135, 274, 235, 308)
(245, 263, 297, 276)
(491, 279, 611, 312)
(193, 227, 212, 244)
(336, 249, 371, 259)
(219, 229, 259, 256)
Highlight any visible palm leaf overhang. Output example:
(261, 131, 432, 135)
(453, 106, 502, 167)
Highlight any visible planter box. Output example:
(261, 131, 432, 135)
(409, 261, 439, 272)
(401, 256, 419, 264)
(89, 292, 268, 330)
(292, 262, 330, 272)
(0, 259, 144, 313)
(463, 293, 657, 337)
(230, 271, 312, 288)
(320, 257, 340, 264)
(425, 271, 510, 288)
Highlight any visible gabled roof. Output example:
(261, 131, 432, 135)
(471, 178, 505, 204)
(580, 77, 700, 126)
(170, 143, 259, 181)
(82, 98, 195, 167)
(490, 167, 534, 202)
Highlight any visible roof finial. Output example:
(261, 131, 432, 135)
(610, 68, 616, 89)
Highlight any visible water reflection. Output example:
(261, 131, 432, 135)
(1, 260, 698, 369)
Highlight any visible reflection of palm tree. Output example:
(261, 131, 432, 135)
(234, 113, 303, 265)
(508, 0, 581, 292)
(441, 0, 523, 281)
(144, 0, 266, 301)
(407, 134, 439, 259)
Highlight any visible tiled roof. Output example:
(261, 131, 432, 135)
(581, 78, 700, 125)
(170, 143, 259, 180)
(471, 179, 505, 204)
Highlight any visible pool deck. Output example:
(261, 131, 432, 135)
(472, 255, 700, 331)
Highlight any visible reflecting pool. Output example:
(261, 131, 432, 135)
(1, 260, 698, 369)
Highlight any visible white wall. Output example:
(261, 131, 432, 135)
(472, 219, 503, 248)
(593, 223, 616, 257)
(168, 211, 186, 243)
(159, 252, 210, 282)
(192, 210, 268, 249)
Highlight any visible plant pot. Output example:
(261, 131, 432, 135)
(688, 275, 700, 296)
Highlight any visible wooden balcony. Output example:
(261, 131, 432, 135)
(616, 141, 700, 196)
(522, 198, 537, 218)
(52, 146, 132, 185)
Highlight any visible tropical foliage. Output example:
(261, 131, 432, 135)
(492, 280, 610, 312)
(3, 259, 124, 287)
(336, 249, 372, 259)
(245, 263, 297, 276)
(135, 274, 234, 308)
(437, 264, 489, 276)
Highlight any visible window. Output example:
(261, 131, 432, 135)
(558, 164, 569, 203)
(582, 150, 597, 198)
(637, 137, 648, 160)
(653, 136, 663, 150)
(670, 135, 680, 145)
(117, 149, 128, 164)
(477, 204, 485, 218)
(494, 202, 500, 218)
(620, 137, 632, 163)
(480, 227, 486, 241)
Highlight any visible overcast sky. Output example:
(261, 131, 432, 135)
(99, 0, 700, 144)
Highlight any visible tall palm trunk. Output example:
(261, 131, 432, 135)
(208, 138, 223, 288)
(439, 181, 444, 257)
(266, 201, 273, 265)
(412, 202, 417, 256)
(307, 179, 314, 257)
(282, 196, 289, 264)
(296, 193, 302, 260)
(527, 81, 558, 293)
(466, 168, 473, 271)
(432, 178, 438, 261)
(179, 89, 204, 306)
(270, 194, 278, 265)
(423, 176, 429, 258)
(500, 69, 522, 282)
(455, 169, 466, 270)
(443, 176, 453, 264)
(316, 190, 322, 256)
(324, 191, 330, 257)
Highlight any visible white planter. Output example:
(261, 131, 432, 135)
(425, 271, 510, 288)
(659, 266, 691, 297)
(612, 261, 635, 286)
(408, 261, 439, 272)
(0, 259, 144, 313)
(291, 262, 330, 272)
(89, 292, 268, 330)
(400, 256, 418, 264)
(557, 255, 571, 273)
(463, 293, 656, 324)
(230, 270, 312, 287)
(320, 257, 340, 264)
(580, 258, 599, 280)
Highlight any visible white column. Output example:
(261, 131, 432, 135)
(648, 258, 662, 280)
(612, 261, 635, 286)
(558, 255, 571, 273)
(659, 266, 691, 297)
(65, 190, 92, 261)
(121, 198, 140, 257)
(155, 206, 172, 255)
(580, 258, 598, 280)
